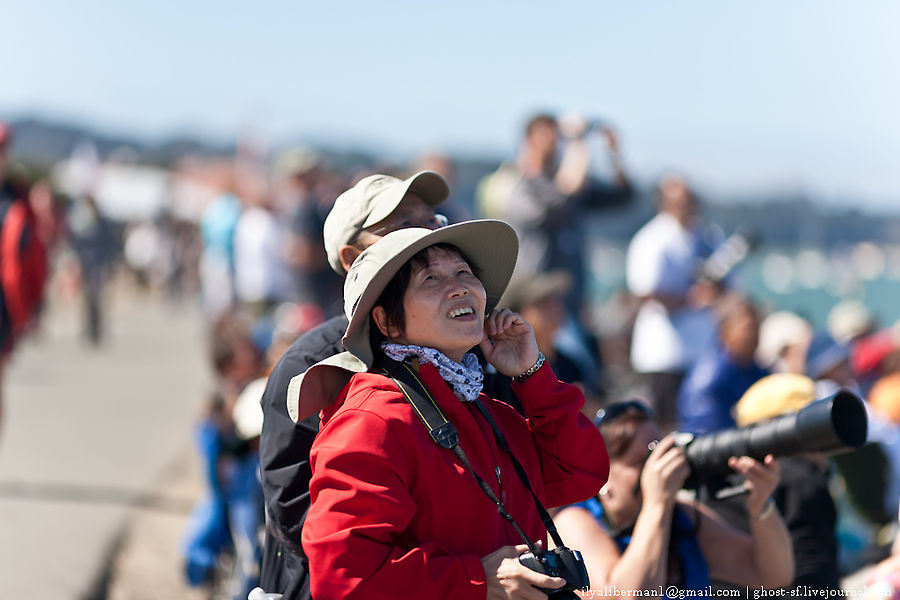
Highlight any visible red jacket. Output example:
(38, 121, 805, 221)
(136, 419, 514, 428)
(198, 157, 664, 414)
(303, 362, 609, 600)
(1, 199, 47, 339)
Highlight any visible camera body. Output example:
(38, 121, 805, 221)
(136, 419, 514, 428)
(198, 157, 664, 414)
(519, 546, 590, 598)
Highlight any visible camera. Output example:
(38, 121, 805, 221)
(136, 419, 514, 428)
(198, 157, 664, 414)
(519, 545, 590, 599)
(675, 389, 867, 490)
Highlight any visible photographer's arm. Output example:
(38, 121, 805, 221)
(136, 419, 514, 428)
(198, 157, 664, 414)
(609, 500, 676, 592)
(554, 137, 591, 197)
(553, 436, 688, 597)
(602, 437, 690, 593)
(553, 501, 673, 597)
(695, 455, 794, 588)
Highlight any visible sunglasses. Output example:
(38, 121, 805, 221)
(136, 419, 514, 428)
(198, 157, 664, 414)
(593, 399, 654, 427)
(365, 213, 449, 238)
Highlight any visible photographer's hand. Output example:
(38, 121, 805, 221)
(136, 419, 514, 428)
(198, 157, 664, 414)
(482, 544, 564, 600)
(727, 454, 779, 517)
(640, 435, 691, 507)
(713, 454, 793, 588)
(480, 309, 540, 378)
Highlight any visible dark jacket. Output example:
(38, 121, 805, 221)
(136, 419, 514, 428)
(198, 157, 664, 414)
(258, 315, 346, 598)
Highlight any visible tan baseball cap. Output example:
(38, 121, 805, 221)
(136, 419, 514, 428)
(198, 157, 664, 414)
(323, 170, 450, 275)
(287, 219, 518, 422)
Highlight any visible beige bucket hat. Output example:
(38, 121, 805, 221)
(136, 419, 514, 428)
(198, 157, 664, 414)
(323, 170, 450, 275)
(287, 220, 518, 422)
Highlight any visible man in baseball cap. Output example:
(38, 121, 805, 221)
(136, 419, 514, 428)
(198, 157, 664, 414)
(257, 170, 449, 599)
(323, 171, 449, 274)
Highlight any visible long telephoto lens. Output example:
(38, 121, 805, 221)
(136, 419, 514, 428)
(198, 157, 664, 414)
(681, 389, 867, 480)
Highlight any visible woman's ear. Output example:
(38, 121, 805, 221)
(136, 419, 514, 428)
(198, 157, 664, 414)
(371, 306, 396, 339)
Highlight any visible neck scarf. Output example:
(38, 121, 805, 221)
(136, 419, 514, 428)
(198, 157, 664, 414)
(381, 342, 484, 402)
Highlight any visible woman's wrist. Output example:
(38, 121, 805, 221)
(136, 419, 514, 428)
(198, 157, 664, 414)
(512, 352, 545, 383)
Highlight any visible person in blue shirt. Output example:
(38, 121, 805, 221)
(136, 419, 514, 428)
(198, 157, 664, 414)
(553, 400, 794, 595)
(677, 295, 769, 435)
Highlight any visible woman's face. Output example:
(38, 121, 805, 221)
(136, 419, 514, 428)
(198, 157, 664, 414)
(603, 420, 661, 525)
(391, 246, 487, 362)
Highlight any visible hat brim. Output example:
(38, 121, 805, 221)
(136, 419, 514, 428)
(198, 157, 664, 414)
(343, 219, 519, 367)
(361, 170, 450, 229)
(287, 351, 368, 422)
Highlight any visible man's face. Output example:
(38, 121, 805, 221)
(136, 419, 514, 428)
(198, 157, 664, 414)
(528, 121, 558, 169)
(721, 305, 760, 364)
(660, 178, 697, 227)
(355, 193, 443, 246)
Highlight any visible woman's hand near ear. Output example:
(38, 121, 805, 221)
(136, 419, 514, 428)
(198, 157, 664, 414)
(480, 308, 540, 377)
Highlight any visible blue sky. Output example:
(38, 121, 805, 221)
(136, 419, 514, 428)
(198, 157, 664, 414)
(2, 1, 899, 207)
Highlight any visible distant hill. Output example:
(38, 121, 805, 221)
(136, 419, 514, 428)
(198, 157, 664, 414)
(3, 115, 898, 248)
(3, 117, 235, 168)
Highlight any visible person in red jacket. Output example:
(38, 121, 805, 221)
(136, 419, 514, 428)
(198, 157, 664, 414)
(0, 122, 48, 438)
(288, 220, 609, 600)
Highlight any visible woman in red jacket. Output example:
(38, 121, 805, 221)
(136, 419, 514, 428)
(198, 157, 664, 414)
(288, 220, 608, 600)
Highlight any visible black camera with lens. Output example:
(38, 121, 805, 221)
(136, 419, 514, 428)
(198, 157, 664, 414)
(519, 545, 590, 598)
(675, 389, 868, 494)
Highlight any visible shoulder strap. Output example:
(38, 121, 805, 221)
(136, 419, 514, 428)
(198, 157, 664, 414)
(380, 356, 569, 553)
(471, 398, 566, 549)
(389, 361, 458, 450)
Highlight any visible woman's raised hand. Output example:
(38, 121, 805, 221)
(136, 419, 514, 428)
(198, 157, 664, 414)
(479, 308, 540, 378)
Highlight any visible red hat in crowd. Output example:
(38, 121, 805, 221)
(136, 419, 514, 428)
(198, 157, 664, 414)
(852, 330, 897, 376)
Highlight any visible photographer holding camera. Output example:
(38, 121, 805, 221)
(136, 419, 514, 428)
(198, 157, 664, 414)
(553, 401, 793, 596)
(290, 220, 609, 599)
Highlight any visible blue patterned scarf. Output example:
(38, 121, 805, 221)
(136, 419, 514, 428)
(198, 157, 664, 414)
(381, 342, 484, 402)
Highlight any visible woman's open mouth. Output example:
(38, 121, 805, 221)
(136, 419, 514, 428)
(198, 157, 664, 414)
(447, 307, 475, 320)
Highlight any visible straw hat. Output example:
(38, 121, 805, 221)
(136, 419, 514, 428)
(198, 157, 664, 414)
(735, 373, 816, 427)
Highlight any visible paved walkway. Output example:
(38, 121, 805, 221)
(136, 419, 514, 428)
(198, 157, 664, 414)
(0, 288, 210, 599)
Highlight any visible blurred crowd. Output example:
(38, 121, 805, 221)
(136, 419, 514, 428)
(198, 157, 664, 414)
(5, 112, 900, 600)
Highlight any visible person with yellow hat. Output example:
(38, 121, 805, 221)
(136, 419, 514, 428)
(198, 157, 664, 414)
(735, 374, 841, 590)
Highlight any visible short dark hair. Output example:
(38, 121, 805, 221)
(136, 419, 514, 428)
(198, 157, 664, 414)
(715, 293, 758, 329)
(209, 314, 253, 374)
(598, 407, 654, 460)
(372, 243, 479, 341)
(525, 113, 557, 138)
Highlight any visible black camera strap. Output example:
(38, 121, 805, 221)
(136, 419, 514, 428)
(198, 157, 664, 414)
(380, 358, 567, 553)
(470, 398, 567, 550)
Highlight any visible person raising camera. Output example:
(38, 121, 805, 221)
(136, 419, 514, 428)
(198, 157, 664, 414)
(288, 220, 609, 600)
(553, 401, 793, 596)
